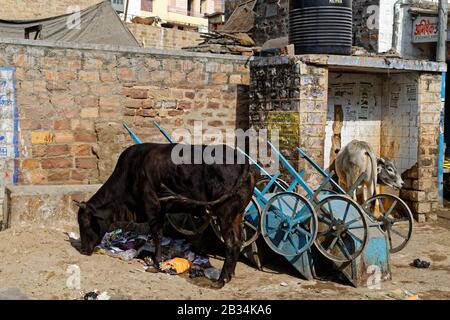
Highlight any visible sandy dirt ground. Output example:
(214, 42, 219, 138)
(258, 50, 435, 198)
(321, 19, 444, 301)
(0, 211, 450, 300)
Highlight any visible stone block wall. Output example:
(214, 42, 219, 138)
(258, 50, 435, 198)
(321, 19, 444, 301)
(3, 185, 101, 232)
(0, 40, 250, 186)
(249, 56, 327, 189)
(252, 0, 289, 46)
(126, 24, 202, 49)
(400, 73, 441, 222)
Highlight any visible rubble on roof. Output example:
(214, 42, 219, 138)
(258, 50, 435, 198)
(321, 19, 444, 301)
(183, 32, 260, 56)
(351, 46, 402, 58)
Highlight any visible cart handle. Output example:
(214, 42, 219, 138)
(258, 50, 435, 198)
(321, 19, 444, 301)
(236, 147, 287, 191)
(123, 123, 142, 144)
(267, 141, 314, 195)
(296, 147, 346, 194)
(153, 120, 174, 144)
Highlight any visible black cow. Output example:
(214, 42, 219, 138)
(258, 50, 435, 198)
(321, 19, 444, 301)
(75, 143, 257, 287)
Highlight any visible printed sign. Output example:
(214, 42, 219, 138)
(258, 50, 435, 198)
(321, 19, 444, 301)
(31, 131, 55, 144)
(268, 112, 300, 150)
(0, 67, 18, 192)
(406, 84, 417, 102)
(412, 16, 450, 43)
(390, 91, 400, 109)
(358, 82, 373, 120)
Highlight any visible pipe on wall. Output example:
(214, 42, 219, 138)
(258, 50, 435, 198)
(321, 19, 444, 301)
(437, 0, 448, 62)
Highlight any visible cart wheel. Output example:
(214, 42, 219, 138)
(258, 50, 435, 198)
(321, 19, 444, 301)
(261, 192, 317, 257)
(313, 189, 338, 202)
(166, 213, 211, 236)
(255, 177, 289, 193)
(314, 195, 368, 263)
(363, 193, 413, 253)
(211, 196, 262, 249)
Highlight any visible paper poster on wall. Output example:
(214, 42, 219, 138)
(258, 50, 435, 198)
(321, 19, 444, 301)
(268, 112, 300, 150)
(0, 67, 19, 195)
(331, 83, 355, 99)
(390, 91, 400, 108)
(358, 82, 373, 120)
(406, 84, 417, 102)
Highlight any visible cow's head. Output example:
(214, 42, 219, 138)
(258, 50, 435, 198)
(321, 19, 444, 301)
(377, 158, 404, 189)
(74, 200, 106, 255)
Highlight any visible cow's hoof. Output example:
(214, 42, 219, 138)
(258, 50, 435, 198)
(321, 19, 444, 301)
(145, 265, 160, 273)
(211, 280, 225, 289)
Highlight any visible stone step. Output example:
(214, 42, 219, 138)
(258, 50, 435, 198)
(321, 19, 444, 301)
(2, 184, 101, 232)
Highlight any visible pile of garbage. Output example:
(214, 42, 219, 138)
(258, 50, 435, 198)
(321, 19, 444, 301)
(183, 32, 260, 56)
(93, 229, 221, 280)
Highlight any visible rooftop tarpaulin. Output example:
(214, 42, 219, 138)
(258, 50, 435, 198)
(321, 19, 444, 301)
(0, 1, 139, 47)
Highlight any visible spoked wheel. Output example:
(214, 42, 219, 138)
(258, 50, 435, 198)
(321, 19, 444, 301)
(312, 189, 338, 202)
(255, 177, 289, 193)
(166, 213, 211, 236)
(211, 196, 262, 249)
(363, 193, 413, 253)
(261, 192, 318, 257)
(314, 195, 368, 263)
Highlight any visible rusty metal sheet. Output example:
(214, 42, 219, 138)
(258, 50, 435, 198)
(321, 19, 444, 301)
(222, 0, 257, 33)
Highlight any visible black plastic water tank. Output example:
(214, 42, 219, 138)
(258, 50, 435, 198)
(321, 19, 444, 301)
(289, 0, 352, 55)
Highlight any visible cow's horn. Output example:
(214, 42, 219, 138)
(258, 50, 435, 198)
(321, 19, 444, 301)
(73, 200, 87, 209)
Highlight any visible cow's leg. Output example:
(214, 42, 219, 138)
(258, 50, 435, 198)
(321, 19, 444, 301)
(214, 207, 243, 288)
(140, 187, 163, 267)
(149, 214, 164, 266)
(346, 175, 357, 201)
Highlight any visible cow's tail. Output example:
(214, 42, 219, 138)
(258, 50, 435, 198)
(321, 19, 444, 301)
(366, 150, 377, 196)
(159, 162, 250, 207)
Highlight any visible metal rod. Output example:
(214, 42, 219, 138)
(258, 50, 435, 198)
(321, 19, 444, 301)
(235, 147, 287, 191)
(296, 147, 346, 194)
(438, 72, 447, 206)
(123, 123, 142, 144)
(267, 141, 314, 195)
(124, 0, 130, 22)
(153, 120, 174, 144)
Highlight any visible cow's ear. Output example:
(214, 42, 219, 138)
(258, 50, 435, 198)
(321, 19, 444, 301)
(73, 200, 87, 209)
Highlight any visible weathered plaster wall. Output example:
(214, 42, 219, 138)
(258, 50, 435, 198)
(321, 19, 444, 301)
(326, 72, 419, 175)
(381, 73, 419, 174)
(326, 73, 383, 168)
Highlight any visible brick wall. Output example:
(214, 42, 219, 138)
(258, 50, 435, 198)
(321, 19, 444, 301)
(127, 24, 202, 49)
(400, 73, 441, 222)
(0, 40, 250, 186)
(0, 0, 102, 19)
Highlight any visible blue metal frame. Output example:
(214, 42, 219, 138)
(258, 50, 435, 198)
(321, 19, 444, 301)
(438, 72, 446, 206)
